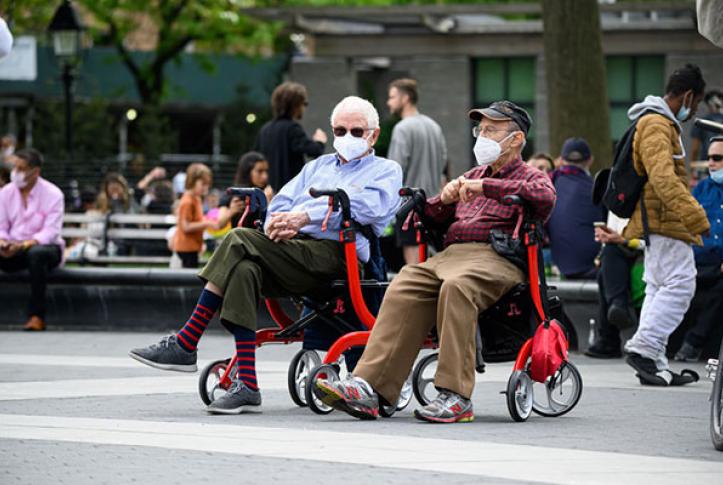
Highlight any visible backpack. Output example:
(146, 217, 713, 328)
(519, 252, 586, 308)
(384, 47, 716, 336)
(593, 111, 653, 241)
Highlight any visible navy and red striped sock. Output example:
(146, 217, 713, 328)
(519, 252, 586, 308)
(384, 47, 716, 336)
(176, 289, 222, 352)
(221, 319, 258, 391)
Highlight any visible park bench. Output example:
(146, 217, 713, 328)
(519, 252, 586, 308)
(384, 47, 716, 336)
(62, 212, 181, 266)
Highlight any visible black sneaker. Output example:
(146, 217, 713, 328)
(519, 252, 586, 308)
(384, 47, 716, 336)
(585, 340, 622, 359)
(206, 381, 262, 415)
(128, 335, 197, 372)
(674, 342, 702, 362)
(607, 303, 636, 330)
(626, 352, 699, 386)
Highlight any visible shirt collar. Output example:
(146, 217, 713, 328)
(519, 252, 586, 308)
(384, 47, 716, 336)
(482, 157, 523, 178)
(335, 149, 376, 168)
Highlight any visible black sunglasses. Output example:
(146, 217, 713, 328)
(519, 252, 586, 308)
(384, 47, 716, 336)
(710, 154, 723, 162)
(332, 126, 368, 138)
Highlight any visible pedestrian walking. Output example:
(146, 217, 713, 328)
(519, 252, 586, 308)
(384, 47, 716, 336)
(622, 64, 711, 386)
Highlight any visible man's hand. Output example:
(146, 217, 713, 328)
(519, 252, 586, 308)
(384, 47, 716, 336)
(440, 177, 463, 205)
(459, 177, 485, 203)
(229, 196, 245, 215)
(313, 129, 328, 144)
(0, 242, 21, 258)
(266, 212, 311, 242)
(594, 225, 625, 245)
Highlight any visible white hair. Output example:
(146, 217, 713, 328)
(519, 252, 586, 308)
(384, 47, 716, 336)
(330, 96, 379, 129)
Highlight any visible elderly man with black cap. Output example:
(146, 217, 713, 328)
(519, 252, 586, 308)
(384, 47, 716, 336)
(315, 101, 556, 423)
(546, 137, 602, 280)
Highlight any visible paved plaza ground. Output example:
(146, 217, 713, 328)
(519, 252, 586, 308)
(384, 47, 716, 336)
(1, 331, 721, 484)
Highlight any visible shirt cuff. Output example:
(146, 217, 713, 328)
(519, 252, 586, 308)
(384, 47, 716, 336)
(305, 204, 332, 225)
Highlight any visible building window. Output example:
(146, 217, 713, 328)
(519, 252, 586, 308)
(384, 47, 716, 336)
(473, 57, 536, 155)
(606, 55, 665, 141)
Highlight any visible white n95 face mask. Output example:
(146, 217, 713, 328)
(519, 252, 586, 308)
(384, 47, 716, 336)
(334, 133, 371, 162)
(473, 133, 513, 166)
(10, 169, 27, 188)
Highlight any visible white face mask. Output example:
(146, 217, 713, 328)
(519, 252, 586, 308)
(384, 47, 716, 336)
(334, 132, 372, 162)
(10, 169, 27, 189)
(2, 146, 14, 158)
(473, 133, 514, 166)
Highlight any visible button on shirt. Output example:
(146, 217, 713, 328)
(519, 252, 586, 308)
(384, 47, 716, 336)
(266, 151, 403, 262)
(424, 158, 556, 247)
(693, 176, 723, 265)
(0, 177, 65, 251)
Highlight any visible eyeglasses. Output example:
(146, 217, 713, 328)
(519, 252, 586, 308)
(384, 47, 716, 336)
(333, 126, 369, 138)
(472, 125, 512, 138)
(709, 154, 723, 162)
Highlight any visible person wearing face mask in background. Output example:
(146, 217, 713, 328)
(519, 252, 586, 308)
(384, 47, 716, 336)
(673, 136, 723, 362)
(128, 96, 401, 415)
(314, 101, 556, 423)
(690, 90, 723, 162)
(621, 64, 711, 386)
(0, 149, 64, 331)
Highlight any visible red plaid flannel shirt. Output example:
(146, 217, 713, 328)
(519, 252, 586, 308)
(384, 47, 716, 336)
(424, 158, 556, 247)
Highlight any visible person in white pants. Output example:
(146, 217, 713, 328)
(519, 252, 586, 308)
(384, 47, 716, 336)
(621, 64, 711, 386)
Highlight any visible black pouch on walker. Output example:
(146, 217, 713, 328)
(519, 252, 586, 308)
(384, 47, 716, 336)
(489, 229, 527, 271)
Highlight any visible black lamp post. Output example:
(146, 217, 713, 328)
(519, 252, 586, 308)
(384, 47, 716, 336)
(47, 0, 84, 162)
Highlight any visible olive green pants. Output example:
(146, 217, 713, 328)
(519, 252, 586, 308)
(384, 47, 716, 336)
(354, 243, 525, 403)
(199, 228, 345, 330)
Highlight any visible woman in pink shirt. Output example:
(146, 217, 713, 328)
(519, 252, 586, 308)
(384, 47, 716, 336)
(0, 149, 64, 331)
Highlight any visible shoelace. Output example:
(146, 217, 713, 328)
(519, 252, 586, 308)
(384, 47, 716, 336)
(149, 335, 173, 351)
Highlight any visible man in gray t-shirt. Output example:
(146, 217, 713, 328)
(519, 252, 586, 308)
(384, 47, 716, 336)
(387, 78, 448, 264)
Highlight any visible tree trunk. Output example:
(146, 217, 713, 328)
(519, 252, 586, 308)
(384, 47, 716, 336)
(542, 0, 612, 171)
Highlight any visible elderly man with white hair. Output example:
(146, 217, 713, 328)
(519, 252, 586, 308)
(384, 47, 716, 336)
(129, 96, 402, 414)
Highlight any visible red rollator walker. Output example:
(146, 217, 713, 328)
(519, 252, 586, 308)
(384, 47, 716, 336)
(198, 186, 433, 417)
(408, 194, 583, 422)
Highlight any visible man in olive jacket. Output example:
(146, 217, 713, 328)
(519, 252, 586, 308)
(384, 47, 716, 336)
(623, 64, 711, 386)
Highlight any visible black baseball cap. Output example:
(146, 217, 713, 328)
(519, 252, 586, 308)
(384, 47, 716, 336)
(561, 137, 592, 162)
(468, 100, 532, 136)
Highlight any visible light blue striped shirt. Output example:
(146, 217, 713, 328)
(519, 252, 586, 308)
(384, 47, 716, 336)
(266, 151, 403, 262)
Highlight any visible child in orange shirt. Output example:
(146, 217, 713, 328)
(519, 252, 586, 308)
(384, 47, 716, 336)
(174, 163, 214, 268)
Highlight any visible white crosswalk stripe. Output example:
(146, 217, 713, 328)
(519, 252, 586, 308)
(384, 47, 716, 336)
(1, 413, 722, 484)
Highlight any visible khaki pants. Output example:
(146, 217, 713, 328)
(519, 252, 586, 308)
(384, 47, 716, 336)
(354, 243, 525, 403)
(199, 228, 345, 331)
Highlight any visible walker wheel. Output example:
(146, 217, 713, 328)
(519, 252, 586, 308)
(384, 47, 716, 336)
(287, 349, 321, 408)
(506, 370, 534, 422)
(532, 361, 583, 417)
(412, 353, 439, 407)
(198, 358, 233, 406)
(305, 363, 339, 415)
(378, 376, 414, 418)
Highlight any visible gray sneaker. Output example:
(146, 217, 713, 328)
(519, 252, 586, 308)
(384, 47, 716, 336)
(128, 335, 197, 372)
(206, 381, 262, 415)
(414, 391, 474, 423)
(314, 375, 379, 420)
